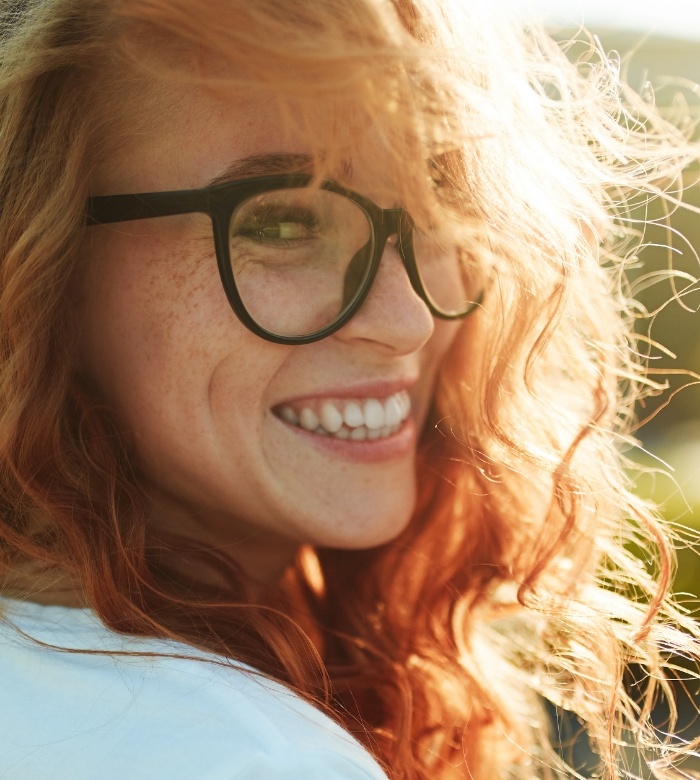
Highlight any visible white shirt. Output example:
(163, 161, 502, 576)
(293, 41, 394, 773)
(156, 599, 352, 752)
(0, 598, 388, 780)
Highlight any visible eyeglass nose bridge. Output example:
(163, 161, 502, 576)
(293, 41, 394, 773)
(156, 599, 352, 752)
(379, 207, 403, 238)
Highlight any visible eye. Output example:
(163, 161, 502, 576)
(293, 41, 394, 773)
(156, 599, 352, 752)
(233, 203, 321, 246)
(254, 219, 316, 242)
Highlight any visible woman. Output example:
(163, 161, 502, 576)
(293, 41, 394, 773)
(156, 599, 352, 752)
(0, 0, 698, 777)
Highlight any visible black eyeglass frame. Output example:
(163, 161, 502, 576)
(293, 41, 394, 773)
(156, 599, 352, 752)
(87, 173, 482, 345)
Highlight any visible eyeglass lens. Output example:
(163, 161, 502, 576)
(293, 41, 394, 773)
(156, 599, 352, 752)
(228, 188, 480, 338)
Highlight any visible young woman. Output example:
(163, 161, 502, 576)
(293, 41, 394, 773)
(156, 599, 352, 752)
(0, 0, 698, 778)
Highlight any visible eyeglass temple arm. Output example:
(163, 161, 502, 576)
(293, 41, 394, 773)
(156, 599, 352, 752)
(86, 190, 211, 225)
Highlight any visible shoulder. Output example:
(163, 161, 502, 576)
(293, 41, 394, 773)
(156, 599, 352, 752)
(0, 600, 387, 780)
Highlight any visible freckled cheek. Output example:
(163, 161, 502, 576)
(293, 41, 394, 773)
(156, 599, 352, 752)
(136, 233, 225, 325)
(107, 244, 285, 432)
(206, 326, 291, 432)
(415, 320, 463, 422)
(78, 231, 232, 396)
(139, 279, 242, 409)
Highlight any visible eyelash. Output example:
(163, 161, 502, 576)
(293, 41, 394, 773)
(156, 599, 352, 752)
(233, 206, 320, 245)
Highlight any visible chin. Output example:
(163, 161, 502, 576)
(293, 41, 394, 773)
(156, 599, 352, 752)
(307, 495, 416, 551)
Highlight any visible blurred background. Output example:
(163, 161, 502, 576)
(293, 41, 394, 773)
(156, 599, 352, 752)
(496, 2, 700, 774)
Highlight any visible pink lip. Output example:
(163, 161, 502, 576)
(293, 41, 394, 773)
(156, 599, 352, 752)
(275, 414, 418, 464)
(270, 376, 420, 463)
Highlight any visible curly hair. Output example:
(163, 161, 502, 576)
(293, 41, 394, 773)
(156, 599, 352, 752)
(0, 0, 699, 777)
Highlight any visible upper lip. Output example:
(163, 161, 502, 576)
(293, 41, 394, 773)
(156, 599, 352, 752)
(272, 377, 418, 407)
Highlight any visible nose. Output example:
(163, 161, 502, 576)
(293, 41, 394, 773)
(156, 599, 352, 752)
(334, 235, 435, 354)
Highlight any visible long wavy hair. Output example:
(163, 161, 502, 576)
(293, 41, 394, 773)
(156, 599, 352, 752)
(1, 0, 699, 777)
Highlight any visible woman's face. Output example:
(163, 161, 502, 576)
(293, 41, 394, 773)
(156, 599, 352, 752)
(78, 80, 462, 580)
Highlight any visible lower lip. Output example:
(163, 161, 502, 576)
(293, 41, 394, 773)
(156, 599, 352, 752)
(275, 416, 418, 463)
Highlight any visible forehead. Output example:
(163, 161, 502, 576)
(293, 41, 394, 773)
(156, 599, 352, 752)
(91, 81, 301, 194)
(91, 74, 401, 204)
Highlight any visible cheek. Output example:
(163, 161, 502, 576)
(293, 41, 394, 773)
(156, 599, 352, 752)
(431, 318, 463, 371)
(76, 226, 230, 416)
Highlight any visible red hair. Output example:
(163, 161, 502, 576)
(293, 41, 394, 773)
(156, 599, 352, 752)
(1, 1, 699, 777)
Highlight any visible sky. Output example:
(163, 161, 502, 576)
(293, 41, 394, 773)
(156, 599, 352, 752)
(494, 0, 700, 41)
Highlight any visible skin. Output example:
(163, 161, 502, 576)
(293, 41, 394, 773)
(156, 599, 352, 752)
(76, 81, 462, 586)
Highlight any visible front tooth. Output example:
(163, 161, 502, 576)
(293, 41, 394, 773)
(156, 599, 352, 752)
(335, 427, 350, 439)
(320, 402, 343, 433)
(299, 408, 320, 431)
(367, 428, 382, 440)
(343, 402, 364, 428)
(363, 399, 385, 430)
(350, 426, 367, 441)
(384, 395, 402, 427)
(280, 406, 299, 425)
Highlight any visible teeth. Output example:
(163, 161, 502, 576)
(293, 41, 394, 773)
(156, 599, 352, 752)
(343, 402, 364, 428)
(299, 408, 319, 432)
(277, 390, 411, 441)
(384, 395, 402, 427)
(281, 406, 299, 426)
(320, 402, 344, 433)
(363, 399, 384, 430)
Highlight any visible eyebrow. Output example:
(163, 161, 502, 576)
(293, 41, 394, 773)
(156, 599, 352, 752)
(205, 153, 353, 188)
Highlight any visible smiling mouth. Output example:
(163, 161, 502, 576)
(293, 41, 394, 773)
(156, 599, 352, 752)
(274, 390, 412, 441)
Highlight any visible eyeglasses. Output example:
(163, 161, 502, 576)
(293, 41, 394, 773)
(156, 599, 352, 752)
(87, 174, 483, 344)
